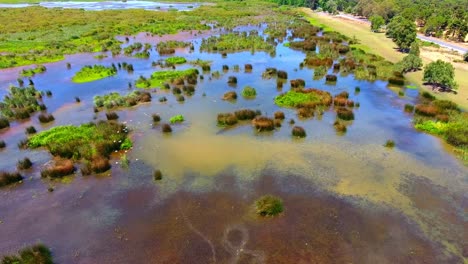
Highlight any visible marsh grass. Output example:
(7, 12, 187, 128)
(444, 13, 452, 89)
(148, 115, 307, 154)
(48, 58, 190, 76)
(0, 171, 23, 187)
(41, 159, 75, 178)
(17, 157, 32, 170)
(0, 86, 43, 121)
(252, 116, 275, 131)
(136, 69, 198, 89)
(72, 65, 116, 83)
(292, 126, 306, 138)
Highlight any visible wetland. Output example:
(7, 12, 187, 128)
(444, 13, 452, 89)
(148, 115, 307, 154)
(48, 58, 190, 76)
(0, 1, 467, 263)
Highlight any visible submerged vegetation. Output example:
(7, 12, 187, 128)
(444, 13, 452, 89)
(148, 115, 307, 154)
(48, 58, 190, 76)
(72, 65, 117, 83)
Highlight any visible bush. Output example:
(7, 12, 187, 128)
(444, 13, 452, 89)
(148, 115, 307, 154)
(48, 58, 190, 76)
(255, 195, 283, 217)
(336, 107, 354, 120)
(252, 116, 275, 131)
(106, 112, 119, 120)
(25, 126, 37, 134)
(0, 140, 5, 148)
(0, 117, 10, 129)
(292, 126, 306, 138)
(433, 100, 459, 112)
(38, 113, 55, 123)
(404, 104, 414, 112)
(217, 113, 238, 126)
(169, 114, 184, 124)
(222, 91, 237, 101)
(152, 114, 161, 122)
(228, 76, 237, 84)
(274, 111, 285, 120)
(290, 79, 305, 88)
(17, 157, 32, 170)
(421, 91, 436, 100)
(245, 64, 253, 72)
(384, 140, 395, 148)
(41, 159, 75, 178)
(388, 77, 405, 85)
(83, 156, 111, 174)
(325, 74, 337, 82)
(176, 95, 185, 102)
(159, 96, 167, 102)
(234, 109, 259, 120)
(162, 124, 172, 133)
(0, 244, 53, 264)
(277, 70, 287, 79)
(355, 86, 360, 93)
(0, 171, 23, 187)
(241, 86, 256, 98)
(333, 120, 347, 132)
(154, 170, 163, 181)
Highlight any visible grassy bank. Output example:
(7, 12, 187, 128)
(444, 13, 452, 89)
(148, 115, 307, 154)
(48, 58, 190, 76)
(300, 9, 468, 110)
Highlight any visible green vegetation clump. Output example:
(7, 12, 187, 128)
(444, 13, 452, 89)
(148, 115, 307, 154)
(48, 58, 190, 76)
(28, 121, 131, 160)
(93, 91, 151, 109)
(292, 126, 306, 138)
(165, 56, 187, 65)
(275, 89, 332, 108)
(255, 195, 283, 217)
(217, 113, 238, 127)
(423, 60, 457, 91)
(156, 41, 191, 54)
(20, 65, 46, 77)
(135, 68, 198, 89)
(200, 32, 275, 53)
(0, 171, 23, 187)
(241, 86, 257, 98)
(169, 114, 185, 124)
(384, 140, 396, 148)
(0, 86, 44, 120)
(0, 244, 53, 264)
(72, 65, 117, 83)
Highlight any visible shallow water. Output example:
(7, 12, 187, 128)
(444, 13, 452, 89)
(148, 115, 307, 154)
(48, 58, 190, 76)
(0, 1, 200, 11)
(0, 26, 467, 263)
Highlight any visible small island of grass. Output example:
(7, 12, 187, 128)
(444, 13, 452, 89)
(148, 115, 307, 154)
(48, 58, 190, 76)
(274, 88, 332, 108)
(135, 68, 198, 89)
(94, 91, 151, 109)
(165, 56, 187, 65)
(0, 85, 45, 121)
(169, 114, 185, 124)
(72, 65, 117, 83)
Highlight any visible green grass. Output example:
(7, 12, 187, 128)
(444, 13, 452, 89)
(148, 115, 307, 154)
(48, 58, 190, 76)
(28, 121, 131, 160)
(72, 65, 117, 83)
(135, 68, 198, 89)
(275, 90, 323, 107)
(165, 56, 187, 65)
(169, 114, 184, 124)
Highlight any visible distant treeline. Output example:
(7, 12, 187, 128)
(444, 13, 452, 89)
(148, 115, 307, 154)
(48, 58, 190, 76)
(269, 0, 468, 41)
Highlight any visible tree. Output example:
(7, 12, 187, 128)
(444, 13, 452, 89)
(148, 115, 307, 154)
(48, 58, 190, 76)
(423, 60, 457, 91)
(409, 41, 420, 56)
(397, 54, 422, 73)
(386, 16, 417, 52)
(464, 51, 468, 62)
(324, 0, 337, 14)
(370, 15, 385, 32)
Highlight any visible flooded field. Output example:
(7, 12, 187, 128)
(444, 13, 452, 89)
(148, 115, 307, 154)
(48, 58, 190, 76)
(0, 22, 466, 263)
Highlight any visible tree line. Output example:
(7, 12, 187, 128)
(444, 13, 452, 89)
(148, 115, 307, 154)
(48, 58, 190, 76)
(270, 0, 468, 42)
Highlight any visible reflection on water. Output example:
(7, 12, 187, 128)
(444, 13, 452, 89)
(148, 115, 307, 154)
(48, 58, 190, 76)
(0, 1, 200, 11)
(0, 26, 467, 262)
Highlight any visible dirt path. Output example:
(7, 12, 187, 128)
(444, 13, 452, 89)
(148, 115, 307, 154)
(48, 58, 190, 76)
(301, 9, 468, 109)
